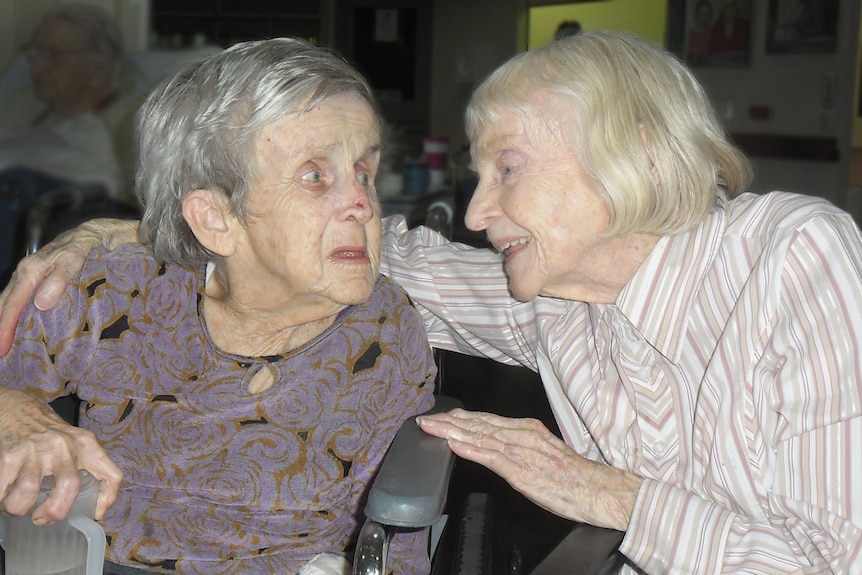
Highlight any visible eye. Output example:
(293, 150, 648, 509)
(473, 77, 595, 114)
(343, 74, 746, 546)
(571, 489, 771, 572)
(301, 170, 322, 184)
(497, 162, 518, 180)
(495, 150, 523, 181)
(357, 172, 371, 187)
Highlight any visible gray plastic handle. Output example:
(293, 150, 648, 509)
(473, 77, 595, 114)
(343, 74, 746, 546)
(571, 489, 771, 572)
(363, 396, 462, 528)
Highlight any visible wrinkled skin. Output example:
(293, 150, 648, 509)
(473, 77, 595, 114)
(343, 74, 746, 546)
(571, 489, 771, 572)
(0, 387, 122, 523)
(416, 409, 641, 531)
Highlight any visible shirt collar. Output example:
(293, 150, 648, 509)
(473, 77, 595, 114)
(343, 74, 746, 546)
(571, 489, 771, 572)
(614, 198, 727, 362)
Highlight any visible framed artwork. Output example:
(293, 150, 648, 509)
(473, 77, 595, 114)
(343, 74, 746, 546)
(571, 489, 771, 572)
(685, 0, 753, 68)
(766, 0, 838, 54)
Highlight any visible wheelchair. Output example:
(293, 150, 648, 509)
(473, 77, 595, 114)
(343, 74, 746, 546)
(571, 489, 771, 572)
(352, 206, 625, 575)
(0, 167, 141, 287)
(0, 176, 624, 575)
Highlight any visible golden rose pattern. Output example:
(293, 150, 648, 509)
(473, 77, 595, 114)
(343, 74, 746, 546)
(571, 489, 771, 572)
(4, 243, 437, 574)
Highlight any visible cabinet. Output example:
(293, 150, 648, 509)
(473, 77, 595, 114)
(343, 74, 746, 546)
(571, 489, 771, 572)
(150, 0, 332, 48)
(333, 0, 432, 158)
(149, 0, 432, 164)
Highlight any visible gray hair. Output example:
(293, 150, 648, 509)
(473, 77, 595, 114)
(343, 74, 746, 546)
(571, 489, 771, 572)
(40, 3, 124, 82)
(465, 31, 752, 237)
(136, 37, 377, 267)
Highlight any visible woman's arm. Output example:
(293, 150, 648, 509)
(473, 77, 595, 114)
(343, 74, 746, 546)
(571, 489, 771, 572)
(0, 218, 138, 355)
(0, 259, 123, 522)
(380, 215, 550, 370)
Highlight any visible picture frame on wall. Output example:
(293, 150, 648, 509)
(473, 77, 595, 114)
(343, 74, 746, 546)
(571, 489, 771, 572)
(766, 0, 838, 54)
(685, 0, 753, 68)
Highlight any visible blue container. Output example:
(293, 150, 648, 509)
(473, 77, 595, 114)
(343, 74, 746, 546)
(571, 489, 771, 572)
(402, 161, 429, 196)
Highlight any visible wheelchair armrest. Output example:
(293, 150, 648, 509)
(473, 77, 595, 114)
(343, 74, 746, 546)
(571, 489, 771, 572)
(363, 395, 462, 528)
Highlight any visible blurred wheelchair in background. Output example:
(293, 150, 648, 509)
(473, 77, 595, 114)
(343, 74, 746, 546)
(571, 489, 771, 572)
(0, 167, 141, 287)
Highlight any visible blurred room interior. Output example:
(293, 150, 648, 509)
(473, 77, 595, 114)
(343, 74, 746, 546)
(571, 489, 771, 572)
(0, 0, 860, 572)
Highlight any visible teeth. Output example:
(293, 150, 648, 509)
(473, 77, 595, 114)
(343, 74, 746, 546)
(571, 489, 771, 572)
(500, 236, 531, 254)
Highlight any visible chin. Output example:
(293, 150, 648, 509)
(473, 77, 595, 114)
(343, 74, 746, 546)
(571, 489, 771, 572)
(334, 280, 375, 306)
(508, 283, 540, 302)
(504, 269, 538, 302)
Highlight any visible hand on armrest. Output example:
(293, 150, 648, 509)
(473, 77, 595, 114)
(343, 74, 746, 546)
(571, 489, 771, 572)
(0, 218, 140, 356)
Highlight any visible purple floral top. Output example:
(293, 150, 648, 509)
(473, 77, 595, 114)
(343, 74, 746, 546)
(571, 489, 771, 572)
(3, 243, 436, 575)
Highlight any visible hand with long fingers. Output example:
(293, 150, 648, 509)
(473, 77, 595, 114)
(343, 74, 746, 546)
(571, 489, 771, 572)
(0, 218, 140, 357)
(416, 408, 643, 532)
(0, 388, 123, 524)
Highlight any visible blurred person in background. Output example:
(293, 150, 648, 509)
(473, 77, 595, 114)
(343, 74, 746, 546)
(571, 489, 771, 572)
(0, 2, 144, 203)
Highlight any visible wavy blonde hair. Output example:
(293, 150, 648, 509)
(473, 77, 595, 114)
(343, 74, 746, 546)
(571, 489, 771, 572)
(465, 31, 751, 237)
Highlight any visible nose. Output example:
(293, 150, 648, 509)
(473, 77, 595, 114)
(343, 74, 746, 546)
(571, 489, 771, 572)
(463, 179, 495, 231)
(345, 178, 374, 225)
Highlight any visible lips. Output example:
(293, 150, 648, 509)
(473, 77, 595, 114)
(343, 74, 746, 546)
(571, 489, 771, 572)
(330, 247, 369, 261)
(498, 236, 532, 257)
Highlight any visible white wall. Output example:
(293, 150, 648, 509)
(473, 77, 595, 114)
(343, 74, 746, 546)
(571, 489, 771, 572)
(692, 0, 861, 209)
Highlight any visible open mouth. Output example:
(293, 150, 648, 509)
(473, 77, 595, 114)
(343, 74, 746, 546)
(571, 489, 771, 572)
(499, 236, 532, 257)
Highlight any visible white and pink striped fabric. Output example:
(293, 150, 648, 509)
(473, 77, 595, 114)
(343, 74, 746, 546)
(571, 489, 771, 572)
(380, 190, 862, 574)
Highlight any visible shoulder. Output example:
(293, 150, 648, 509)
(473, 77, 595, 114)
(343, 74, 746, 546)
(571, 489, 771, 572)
(80, 243, 197, 297)
(725, 191, 856, 239)
(342, 276, 428, 340)
(368, 275, 420, 310)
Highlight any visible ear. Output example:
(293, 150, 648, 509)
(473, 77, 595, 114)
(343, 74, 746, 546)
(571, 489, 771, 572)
(182, 189, 237, 257)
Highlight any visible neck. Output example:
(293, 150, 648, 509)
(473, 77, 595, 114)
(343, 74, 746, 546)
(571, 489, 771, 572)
(202, 264, 345, 356)
(543, 233, 660, 304)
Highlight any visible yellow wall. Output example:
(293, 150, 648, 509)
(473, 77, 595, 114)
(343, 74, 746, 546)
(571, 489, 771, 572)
(528, 0, 669, 48)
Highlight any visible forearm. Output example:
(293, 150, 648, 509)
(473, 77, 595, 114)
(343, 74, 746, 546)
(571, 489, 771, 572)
(581, 460, 643, 532)
(0, 386, 66, 431)
(380, 215, 543, 367)
(622, 476, 862, 573)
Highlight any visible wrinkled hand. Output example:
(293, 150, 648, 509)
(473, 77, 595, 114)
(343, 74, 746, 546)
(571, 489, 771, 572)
(0, 388, 122, 524)
(0, 218, 139, 357)
(416, 408, 643, 531)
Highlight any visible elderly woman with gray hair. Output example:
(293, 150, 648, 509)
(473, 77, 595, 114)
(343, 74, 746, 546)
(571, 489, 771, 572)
(0, 37, 435, 575)
(5, 31, 862, 573)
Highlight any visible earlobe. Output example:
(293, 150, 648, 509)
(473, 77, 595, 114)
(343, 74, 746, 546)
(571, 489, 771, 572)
(182, 189, 235, 256)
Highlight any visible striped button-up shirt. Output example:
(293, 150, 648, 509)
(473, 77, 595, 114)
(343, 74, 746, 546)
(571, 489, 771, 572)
(380, 191, 862, 573)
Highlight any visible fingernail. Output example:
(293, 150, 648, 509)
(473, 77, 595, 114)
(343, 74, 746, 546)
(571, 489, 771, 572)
(32, 516, 48, 527)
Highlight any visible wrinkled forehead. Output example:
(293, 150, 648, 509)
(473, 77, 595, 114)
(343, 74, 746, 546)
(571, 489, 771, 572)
(257, 93, 382, 155)
(470, 92, 579, 160)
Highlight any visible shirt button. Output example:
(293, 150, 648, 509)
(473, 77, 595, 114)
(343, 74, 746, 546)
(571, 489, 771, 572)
(653, 441, 667, 456)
